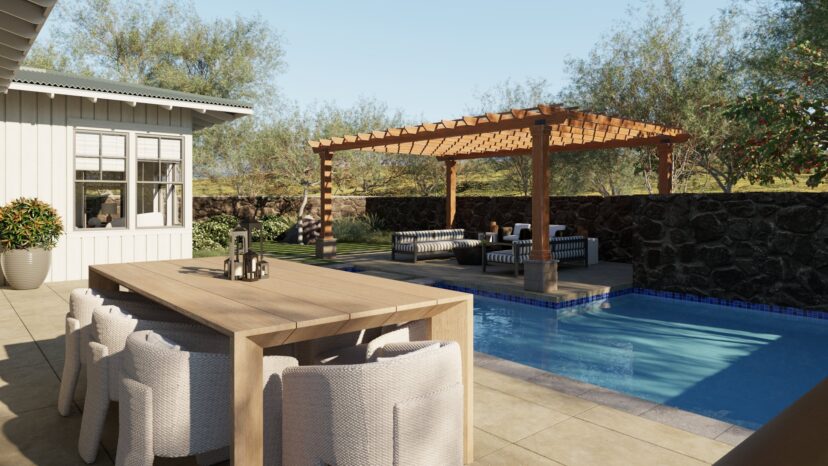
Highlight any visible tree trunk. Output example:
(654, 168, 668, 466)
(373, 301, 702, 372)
(296, 184, 310, 244)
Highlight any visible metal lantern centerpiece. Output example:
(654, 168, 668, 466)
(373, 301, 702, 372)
(224, 225, 248, 281)
(242, 218, 270, 281)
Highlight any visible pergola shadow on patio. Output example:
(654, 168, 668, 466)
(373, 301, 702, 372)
(309, 104, 689, 292)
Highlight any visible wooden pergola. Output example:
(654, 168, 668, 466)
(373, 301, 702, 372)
(309, 104, 689, 289)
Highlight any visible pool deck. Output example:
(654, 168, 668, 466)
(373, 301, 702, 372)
(0, 275, 749, 465)
(332, 252, 634, 303)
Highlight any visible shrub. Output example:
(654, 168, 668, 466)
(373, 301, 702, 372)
(333, 214, 390, 244)
(0, 198, 64, 251)
(253, 215, 293, 242)
(192, 214, 295, 251)
(192, 214, 239, 251)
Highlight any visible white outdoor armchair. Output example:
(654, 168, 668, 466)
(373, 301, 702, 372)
(282, 340, 464, 466)
(58, 288, 192, 417)
(116, 330, 297, 466)
(78, 305, 221, 463)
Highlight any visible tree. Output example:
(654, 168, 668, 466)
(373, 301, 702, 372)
(743, 0, 828, 99)
(26, 0, 287, 192)
(560, 1, 752, 193)
(726, 42, 827, 187)
(29, 0, 284, 102)
(472, 78, 555, 196)
(310, 99, 406, 195)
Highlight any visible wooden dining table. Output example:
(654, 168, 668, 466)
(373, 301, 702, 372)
(88, 256, 474, 465)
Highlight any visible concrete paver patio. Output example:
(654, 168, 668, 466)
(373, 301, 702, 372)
(0, 279, 741, 465)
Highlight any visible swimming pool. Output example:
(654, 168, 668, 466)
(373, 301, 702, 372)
(473, 293, 828, 429)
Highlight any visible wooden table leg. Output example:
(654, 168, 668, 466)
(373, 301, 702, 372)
(428, 297, 474, 464)
(232, 334, 264, 465)
(88, 268, 119, 293)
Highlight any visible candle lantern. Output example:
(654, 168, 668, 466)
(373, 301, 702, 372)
(240, 218, 269, 280)
(223, 225, 248, 281)
(242, 248, 259, 281)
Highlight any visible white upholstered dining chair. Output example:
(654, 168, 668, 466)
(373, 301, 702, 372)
(58, 288, 191, 417)
(116, 330, 297, 466)
(78, 305, 220, 463)
(282, 340, 463, 466)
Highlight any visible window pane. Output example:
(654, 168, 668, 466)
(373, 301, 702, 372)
(138, 161, 159, 181)
(173, 184, 183, 226)
(137, 137, 159, 160)
(75, 157, 99, 180)
(137, 183, 158, 215)
(159, 139, 181, 161)
(75, 133, 99, 156)
(75, 183, 126, 229)
(160, 162, 181, 182)
(101, 134, 126, 157)
(102, 158, 126, 181)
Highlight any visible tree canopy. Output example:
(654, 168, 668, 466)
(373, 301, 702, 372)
(23, 0, 828, 197)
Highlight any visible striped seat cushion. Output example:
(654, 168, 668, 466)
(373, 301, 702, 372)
(552, 236, 586, 260)
(394, 229, 465, 243)
(396, 238, 481, 253)
(452, 239, 482, 249)
(486, 250, 527, 264)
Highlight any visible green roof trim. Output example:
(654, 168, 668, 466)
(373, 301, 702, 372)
(12, 67, 253, 110)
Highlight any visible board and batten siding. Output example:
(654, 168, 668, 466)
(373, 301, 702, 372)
(0, 89, 194, 284)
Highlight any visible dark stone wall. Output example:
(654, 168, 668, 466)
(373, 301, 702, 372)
(193, 192, 828, 310)
(632, 193, 828, 311)
(192, 196, 365, 221)
(364, 196, 639, 262)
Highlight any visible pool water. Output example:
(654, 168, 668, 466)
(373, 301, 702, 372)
(473, 293, 828, 429)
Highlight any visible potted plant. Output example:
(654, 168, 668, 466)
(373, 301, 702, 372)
(0, 198, 64, 290)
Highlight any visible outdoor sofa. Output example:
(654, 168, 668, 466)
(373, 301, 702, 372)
(483, 236, 590, 276)
(391, 229, 481, 263)
(501, 223, 566, 242)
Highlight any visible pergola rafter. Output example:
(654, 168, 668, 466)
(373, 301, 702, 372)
(308, 104, 689, 293)
(310, 104, 688, 159)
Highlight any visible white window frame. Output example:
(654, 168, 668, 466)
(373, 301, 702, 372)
(135, 134, 185, 229)
(73, 129, 130, 231)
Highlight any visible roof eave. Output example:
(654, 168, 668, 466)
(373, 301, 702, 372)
(7, 81, 254, 116)
(0, 0, 57, 93)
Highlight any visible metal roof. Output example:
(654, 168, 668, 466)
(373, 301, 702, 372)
(0, 0, 57, 92)
(13, 67, 253, 109)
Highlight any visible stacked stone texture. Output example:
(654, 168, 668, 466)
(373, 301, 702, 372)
(632, 192, 828, 311)
(193, 193, 828, 310)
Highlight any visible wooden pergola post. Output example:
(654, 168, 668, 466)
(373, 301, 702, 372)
(315, 149, 337, 259)
(657, 142, 673, 194)
(524, 121, 558, 292)
(445, 160, 457, 228)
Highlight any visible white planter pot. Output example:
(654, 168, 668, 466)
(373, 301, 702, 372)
(0, 248, 51, 290)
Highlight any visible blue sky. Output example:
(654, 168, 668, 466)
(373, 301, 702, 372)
(94, 1, 754, 121)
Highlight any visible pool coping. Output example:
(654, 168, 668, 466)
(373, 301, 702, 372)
(473, 351, 755, 447)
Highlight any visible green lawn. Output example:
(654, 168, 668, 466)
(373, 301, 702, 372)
(193, 241, 390, 265)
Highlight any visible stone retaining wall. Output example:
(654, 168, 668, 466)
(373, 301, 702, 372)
(194, 195, 638, 262)
(193, 193, 828, 310)
(632, 192, 828, 311)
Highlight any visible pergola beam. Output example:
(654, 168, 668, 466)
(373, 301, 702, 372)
(434, 134, 689, 161)
(445, 160, 457, 228)
(315, 150, 336, 259)
(312, 112, 567, 153)
(657, 142, 673, 194)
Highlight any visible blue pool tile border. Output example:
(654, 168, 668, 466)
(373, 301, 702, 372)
(333, 265, 827, 321)
(433, 282, 633, 310)
(433, 282, 828, 321)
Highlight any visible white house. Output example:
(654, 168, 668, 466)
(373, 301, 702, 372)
(0, 67, 252, 283)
